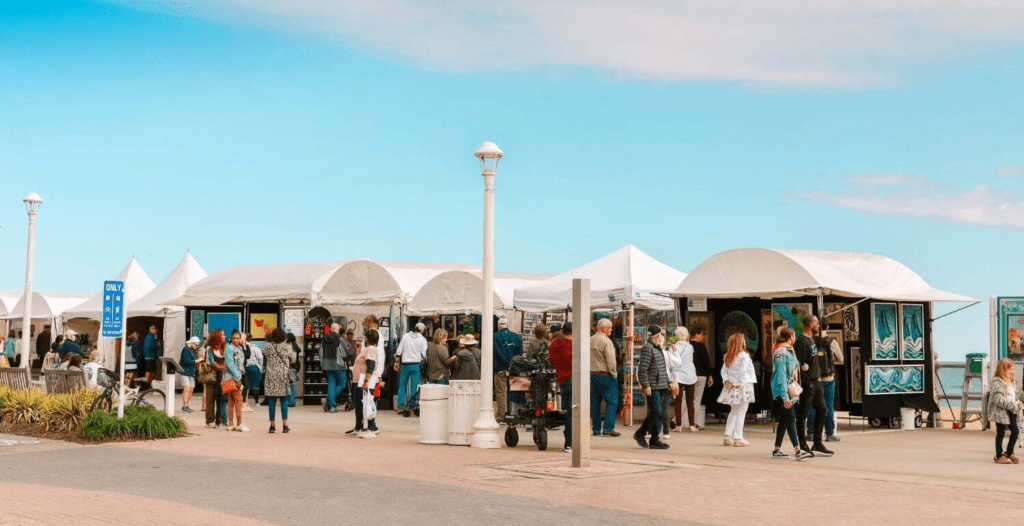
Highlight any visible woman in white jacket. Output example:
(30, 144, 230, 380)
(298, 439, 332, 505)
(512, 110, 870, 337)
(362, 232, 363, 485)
(718, 333, 757, 446)
(664, 329, 693, 437)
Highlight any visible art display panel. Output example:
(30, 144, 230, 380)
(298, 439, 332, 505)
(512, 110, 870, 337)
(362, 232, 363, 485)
(718, 311, 759, 355)
(249, 313, 278, 340)
(865, 364, 925, 395)
(900, 304, 925, 360)
(850, 346, 863, 403)
(871, 303, 898, 361)
(190, 310, 205, 339)
(771, 303, 813, 335)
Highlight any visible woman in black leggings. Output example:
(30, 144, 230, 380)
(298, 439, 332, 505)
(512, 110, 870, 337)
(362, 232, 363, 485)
(770, 328, 805, 460)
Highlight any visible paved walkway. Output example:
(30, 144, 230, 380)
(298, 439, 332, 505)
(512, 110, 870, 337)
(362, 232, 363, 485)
(1, 406, 1022, 524)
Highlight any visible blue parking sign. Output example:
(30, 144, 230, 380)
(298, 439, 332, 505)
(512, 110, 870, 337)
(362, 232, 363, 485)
(101, 280, 125, 337)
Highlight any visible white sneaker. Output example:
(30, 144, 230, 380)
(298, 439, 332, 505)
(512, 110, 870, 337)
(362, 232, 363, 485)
(723, 436, 733, 446)
(226, 426, 236, 431)
(241, 405, 255, 412)
(733, 438, 750, 447)
(359, 430, 376, 439)
(661, 433, 671, 440)
(236, 424, 251, 433)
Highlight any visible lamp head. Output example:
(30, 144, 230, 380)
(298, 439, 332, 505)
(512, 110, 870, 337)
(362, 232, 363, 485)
(474, 141, 503, 175)
(23, 193, 42, 214)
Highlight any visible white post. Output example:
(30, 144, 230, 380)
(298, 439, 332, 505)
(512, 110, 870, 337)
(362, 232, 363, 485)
(626, 304, 635, 426)
(20, 199, 39, 371)
(117, 301, 128, 419)
(571, 278, 590, 467)
(989, 296, 998, 365)
(471, 143, 502, 449)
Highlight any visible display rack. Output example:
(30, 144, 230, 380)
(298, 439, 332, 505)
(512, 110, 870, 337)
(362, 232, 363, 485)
(302, 307, 331, 406)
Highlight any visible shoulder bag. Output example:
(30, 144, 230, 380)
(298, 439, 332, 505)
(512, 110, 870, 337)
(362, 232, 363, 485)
(198, 352, 217, 384)
(788, 366, 802, 399)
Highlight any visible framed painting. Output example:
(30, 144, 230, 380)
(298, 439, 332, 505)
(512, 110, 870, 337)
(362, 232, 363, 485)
(717, 311, 759, 355)
(207, 312, 241, 338)
(843, 306, 860, 342)
(850, 346, 863, 403)
(900, 304, 925, 360)
(866, 364, 925, 395)
(190, 310, 205, 339)
(686, 311, 715, 368)
(761, 309, 773, 362)
(249, 313, 278, 340)
(771, 303, 813, 335)
(871, 303, 898, 361)
(824, 303, 846, 326)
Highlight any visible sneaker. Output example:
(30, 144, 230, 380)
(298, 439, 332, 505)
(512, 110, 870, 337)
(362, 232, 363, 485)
(371, 429, 380, 436)
(826, 435, 841, 442)
(562, 445, 572, 453)
(321, 398, 329, 412)
(995, 455, 1012, 464)
(602, 430, 621, 437)
(689, 426, 698, 433)
(236, 424, 251, 432)
(241, 405, 255, 412)
(772, 450, 790, 459)
(733, 438, 750, 447)
(649, 441, 670, 450)
(1010, 454, 1020, 464)
(661, 433, 671, 440)
(811, 444, 834, 457)
(282, 425, 290, 434)
(181, 406, 190, 413)
(359, 430, 376, 439)
(206, 422, 216, 428)
(268, 425, 276, 434)
(795, 449, 813, 460)
(723, 436, 734, 446)
(226, 426, 236, 431)
(345, 428, 362, 436)
(633, 431, 649, 449)
(327, 407, 339, 413)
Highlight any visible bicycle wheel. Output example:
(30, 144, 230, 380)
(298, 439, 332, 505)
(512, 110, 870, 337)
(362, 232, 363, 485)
(89, 391, 114, 413)
(133, 389, 167, 412)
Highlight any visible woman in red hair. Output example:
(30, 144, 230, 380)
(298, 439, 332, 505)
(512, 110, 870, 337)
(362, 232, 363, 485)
(718, 333, 757, 447)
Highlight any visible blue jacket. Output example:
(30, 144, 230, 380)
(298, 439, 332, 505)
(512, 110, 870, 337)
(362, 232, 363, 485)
(143, 333, 160, 360)
(58, 340, 84, 359)
(771, 346, 800, 402)
(4, 339, 15, 359)
(225, 343, 243, 381)
(179, 345, 197, 377)
(493, 328, 523, 373)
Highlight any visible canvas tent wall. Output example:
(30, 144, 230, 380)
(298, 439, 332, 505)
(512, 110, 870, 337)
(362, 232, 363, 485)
(126, 253, 208, 361)
(406, 270, 550, 334)
(167, 260, 348, 308)
(0, 294, 19, 337)
(61, 259, 157, 369)
(3, 292, 92, 365)
(513, 245, 687, 313)
(668, 248, 976, 421)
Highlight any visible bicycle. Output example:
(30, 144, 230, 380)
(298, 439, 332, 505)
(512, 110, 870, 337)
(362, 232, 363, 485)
(89, 367, 167, 413)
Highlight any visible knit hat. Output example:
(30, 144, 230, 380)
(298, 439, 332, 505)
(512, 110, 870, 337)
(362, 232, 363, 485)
(648, 325, 663, 337)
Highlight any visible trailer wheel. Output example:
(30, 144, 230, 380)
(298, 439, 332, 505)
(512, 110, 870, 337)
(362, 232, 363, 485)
(504, 427, 519, 448)
(534, 428, 548, 451)
(869, 417, 885, 428)
(915, 414, 923, 428)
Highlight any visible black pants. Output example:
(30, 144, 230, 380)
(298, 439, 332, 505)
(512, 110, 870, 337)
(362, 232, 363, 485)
(996, 412, 1019, 458)
(796, 380, 826, 449)
(352, 385, 378, 432)
(636, 389, 666, 443)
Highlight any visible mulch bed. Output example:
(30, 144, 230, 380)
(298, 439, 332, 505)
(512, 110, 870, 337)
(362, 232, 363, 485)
(0, 421, 188, 445)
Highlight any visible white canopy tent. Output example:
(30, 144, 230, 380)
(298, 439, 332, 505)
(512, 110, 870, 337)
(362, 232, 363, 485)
(513, 245, 688, 313)
(127, 253, 208, 357)
(3, 292, 92, 365)
(165, 260, 348, 307)
(406, 270, 550, 315)
(669, 248, 975, 302)
(315, 260, 479, 307)
(0, 294, 19, 335)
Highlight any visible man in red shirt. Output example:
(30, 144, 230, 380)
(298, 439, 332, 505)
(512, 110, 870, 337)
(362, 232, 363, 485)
(548, 322, 573, 452)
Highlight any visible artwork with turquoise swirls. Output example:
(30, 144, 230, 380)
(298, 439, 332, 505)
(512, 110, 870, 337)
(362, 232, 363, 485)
(866, 365, 925, 395)
(718, 311, 759, 355)
(901, 304, 925, 360)
(771, 303, 812, 335)
(872, 303, 898, 360)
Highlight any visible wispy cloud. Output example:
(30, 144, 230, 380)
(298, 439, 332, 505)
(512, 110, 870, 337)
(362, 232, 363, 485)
(110, 0, 1024, 88)
(794, 173, 1024, 229)
(997, 166, 1024, 178)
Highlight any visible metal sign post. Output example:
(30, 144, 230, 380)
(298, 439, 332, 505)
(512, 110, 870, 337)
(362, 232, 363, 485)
(101, 280, 127, 419)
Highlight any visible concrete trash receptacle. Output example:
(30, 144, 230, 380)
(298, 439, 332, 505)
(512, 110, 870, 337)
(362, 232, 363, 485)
(448, 380, 482, 446)
(900, 407, 916, 430)
(419, 384, 450, 444)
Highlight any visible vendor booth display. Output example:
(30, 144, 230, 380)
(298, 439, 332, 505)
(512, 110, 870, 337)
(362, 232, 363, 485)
(669, 248, 976, 424)
(2, 292, 91, 368)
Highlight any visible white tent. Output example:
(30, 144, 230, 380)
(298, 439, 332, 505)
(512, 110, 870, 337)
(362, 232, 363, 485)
(4, 292, 92, 321)
(669, 248, 975, 302)
(62, 259, 157, 321)
(165, 260, 348, 307)
(0, 294, 19, 335)
(315, 260, 479, 306)
(406, 270, 550, 315)
(513, 245, 688, 313)
(127, 253, 208, 356)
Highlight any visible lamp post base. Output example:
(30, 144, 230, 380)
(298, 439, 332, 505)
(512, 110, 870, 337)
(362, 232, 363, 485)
(470, 407, 501, 449)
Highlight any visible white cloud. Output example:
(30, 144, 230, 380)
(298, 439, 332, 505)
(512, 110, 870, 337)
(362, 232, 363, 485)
(997, 166, 1024, 177)
(794, 173, 1024, 229)
(110, 0, 1024, 88)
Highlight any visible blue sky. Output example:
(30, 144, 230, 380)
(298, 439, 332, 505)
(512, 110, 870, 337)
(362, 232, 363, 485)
(2, 1, 1022, 359)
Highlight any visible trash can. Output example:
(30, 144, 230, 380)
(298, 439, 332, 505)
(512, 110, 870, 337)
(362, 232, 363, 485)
(419, 384, 449, 445)
(967, 353, 987, 374)
(900, 407, 916, 431)
(448, 380, 482, 446)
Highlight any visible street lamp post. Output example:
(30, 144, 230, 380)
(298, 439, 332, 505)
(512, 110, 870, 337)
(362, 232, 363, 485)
(471, 141, 503, 449)
(21, 193, 42, 370)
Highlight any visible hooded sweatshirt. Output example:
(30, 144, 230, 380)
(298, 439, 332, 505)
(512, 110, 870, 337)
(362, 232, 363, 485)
(396, 331, 428, 364)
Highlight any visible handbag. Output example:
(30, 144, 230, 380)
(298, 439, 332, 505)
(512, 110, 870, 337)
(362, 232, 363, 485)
(788, 368, 803, 399)
(198, 361, 217, 384)
(288, 368, 299, 384)
(221, 377, 239, 394)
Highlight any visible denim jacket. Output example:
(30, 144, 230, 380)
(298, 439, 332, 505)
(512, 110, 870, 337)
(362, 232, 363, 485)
(771, 346, 799, 402)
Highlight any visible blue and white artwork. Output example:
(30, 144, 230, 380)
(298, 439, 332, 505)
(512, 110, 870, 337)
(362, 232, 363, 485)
(866, 365, 925, 395)
(872, 303, 898, 360)
(901, 304, 925, 360)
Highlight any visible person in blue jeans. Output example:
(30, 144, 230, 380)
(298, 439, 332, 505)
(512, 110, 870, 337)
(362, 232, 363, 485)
(321, 323, 346, 413)
(394, 323, 428, 411)
(808, 332, 841, 441)
(285, 332, 302, 407)
(772, 328, 808, 460)
(589, 320, 621, 436)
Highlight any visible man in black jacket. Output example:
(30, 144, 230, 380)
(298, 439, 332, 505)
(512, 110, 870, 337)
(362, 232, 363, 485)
(810, 329, 842, 442)
(689, 326, 714, 430)
(794, 315, 833, 457)
(633, 326, 676, 450)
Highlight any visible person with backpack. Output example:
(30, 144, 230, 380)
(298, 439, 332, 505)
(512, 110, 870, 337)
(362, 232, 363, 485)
(809, 328, 844, 442)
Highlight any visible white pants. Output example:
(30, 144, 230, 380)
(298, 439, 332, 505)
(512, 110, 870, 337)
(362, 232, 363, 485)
(725, 402, 749, 440)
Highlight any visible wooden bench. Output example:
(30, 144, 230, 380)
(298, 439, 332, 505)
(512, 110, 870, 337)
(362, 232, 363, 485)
(44, 370, 88, 395)
(0, 368, 32, 390)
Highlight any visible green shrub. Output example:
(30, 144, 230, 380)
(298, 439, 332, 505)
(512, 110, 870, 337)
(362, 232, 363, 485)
(0, 389, 46, 424)
(43, 389, 96, 432)
(82, 405, 187, 439)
